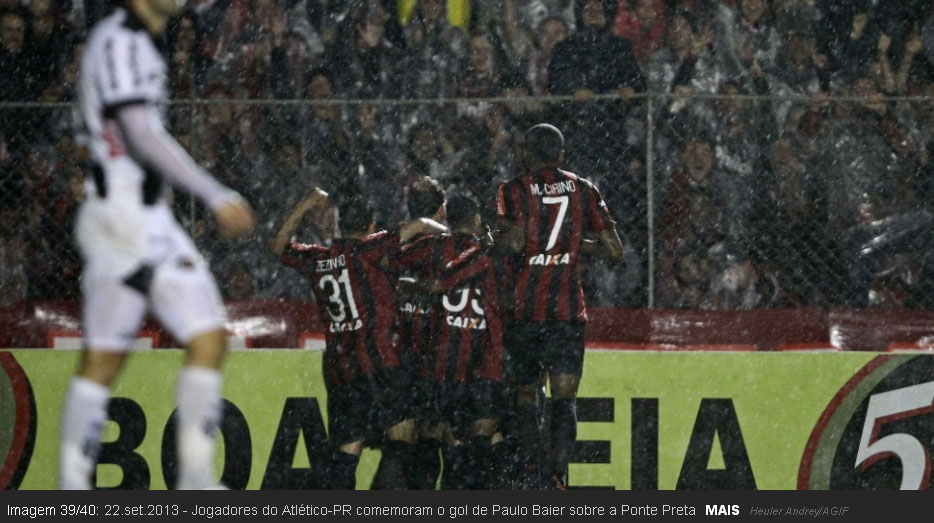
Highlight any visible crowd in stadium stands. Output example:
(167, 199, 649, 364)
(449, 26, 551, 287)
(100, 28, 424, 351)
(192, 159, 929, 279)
(4, 0, 934, 309)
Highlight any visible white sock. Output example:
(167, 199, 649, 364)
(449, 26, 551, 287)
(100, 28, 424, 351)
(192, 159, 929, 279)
(176, 367, 222, 489)
(59, 377, 109, 490)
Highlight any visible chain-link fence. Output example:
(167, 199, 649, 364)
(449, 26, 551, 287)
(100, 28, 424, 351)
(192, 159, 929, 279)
(2, 92, 934, 309)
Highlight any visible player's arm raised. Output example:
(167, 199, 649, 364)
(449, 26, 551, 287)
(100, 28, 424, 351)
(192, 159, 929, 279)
(113, 104, 254, 238)
(270, 188, 332, 257)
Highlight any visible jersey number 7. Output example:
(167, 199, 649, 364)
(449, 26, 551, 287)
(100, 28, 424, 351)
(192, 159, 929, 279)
(542, 196, 569, 251)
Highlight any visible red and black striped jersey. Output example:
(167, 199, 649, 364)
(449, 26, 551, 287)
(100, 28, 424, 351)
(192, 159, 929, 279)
(395, 235, 443, 380)
(495, 167, 616, 322)
(396, 233, 504, 383)
(282, 230, 400, 388)
(394, 234, 448, 380)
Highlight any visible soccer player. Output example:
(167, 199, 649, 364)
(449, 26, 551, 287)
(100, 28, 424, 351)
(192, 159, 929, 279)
(61, 0, 255, 490)
(396, 193, 506, 489)
(397, 176, 446, 489)
(495, 123, 623, 489)
(271, 186, 446, 489)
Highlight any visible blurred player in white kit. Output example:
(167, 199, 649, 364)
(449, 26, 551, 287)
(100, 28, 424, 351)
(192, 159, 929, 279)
(60, 0, 254, 489)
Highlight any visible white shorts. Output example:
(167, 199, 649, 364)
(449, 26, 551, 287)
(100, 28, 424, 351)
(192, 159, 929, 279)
(76, 197, 226, 351)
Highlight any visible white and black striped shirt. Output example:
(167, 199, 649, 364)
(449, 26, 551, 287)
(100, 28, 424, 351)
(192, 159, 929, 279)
(76, 8, 231, 210)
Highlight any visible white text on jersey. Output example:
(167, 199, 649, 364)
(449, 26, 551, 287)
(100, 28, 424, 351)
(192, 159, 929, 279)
(530, 180, 576, 196)
(528, 253, 570, 266)
(317, 255, 346, 273)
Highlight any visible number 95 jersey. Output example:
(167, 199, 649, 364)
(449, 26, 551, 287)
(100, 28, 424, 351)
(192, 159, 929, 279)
(282, 231, 401, 388)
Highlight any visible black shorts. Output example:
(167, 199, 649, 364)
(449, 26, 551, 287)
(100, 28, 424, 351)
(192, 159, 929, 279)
(505, 321, 586, 385)
(326, 368, 416, 446)
(437, 379, 503, 438)
(411, 377, 440, 425)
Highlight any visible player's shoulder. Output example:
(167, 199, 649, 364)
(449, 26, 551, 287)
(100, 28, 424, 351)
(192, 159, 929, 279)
(444, 235, 490, 272)
(363, 229, 393, 243)
(402, 230, 447, 250)
(558, 169, 600, 192)
(556, 168, 583, 184)
(355, 229, 401, 252)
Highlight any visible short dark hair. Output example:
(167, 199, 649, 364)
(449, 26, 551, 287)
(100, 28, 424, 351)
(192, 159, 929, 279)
(333, 183, 373, 234)
(524, 123, 564, 164)
(407, 176, 445, 219)
(446, 193, 480, 230)
(307, 67, 333, 86)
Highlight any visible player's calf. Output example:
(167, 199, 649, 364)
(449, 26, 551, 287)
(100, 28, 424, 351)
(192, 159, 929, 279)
(59, 377, 110, 490)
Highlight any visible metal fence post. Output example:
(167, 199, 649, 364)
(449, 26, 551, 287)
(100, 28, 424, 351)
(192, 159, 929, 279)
(646, 96, 655, 309)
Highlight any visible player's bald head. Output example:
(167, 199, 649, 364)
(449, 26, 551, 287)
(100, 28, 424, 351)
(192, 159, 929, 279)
(524, 123, 564, 165)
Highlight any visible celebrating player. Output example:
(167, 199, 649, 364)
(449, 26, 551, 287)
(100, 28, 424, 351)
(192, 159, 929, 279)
(396, 193, 508, 489)
(60, 0, 255, 490)
(397, 176, 447, 489)
(495, 123, 623, 489)
(271, 186, 446, 489)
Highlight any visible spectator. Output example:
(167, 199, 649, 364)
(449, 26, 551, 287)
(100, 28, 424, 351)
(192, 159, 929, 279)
(817, 1, 881, 87)
(769, 31, 824, 129)
(192, 82, 273, 207)
(406, 121, 457, 176)
(876, 25, 926, 95)
(656, 247, 714, 308)
(331, 2, 406, 99)
(348, 103, 407, 227)
(760, 133, 835, 307)
(584, 155, 648, 306)
(235, 1, 293, 99)
(645, 10, 716, 95)
(168, 14, 199, 98)
(285, 0, 332, 71)
(714, 0, 781, 92)
(300, 68, 351, 193)
(527, 15, 569, 94)
(643, 8, 718, 152)
(507, 0, 576, 34)
(815, 75, 917, 305)
(0, 8, 35, 101)
(0, 177, 27, 306)
(398, 0, 471, 32)
(27, 0, 76, 91)
(548, 0, 645, 178)
(660, 134, 719, 251)
(708, 81, 771, 263)
(195, 0, 251, 86)
(455, 32, 514, 125)
(47, 168, 84, 298)
(401, 0, 467, 99)
(658, 132, 770, 309)
(656, 135, 721, 308)
(771, 0, 819, 36)
(222, 262, 257, 300)
(612, 0, 668, 65)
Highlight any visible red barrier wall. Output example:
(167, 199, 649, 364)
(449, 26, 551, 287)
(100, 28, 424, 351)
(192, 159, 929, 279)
(4, 301, 934, 351)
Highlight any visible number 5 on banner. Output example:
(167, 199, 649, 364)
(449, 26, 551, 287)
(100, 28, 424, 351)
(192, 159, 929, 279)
(855, 381, 934, 489)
